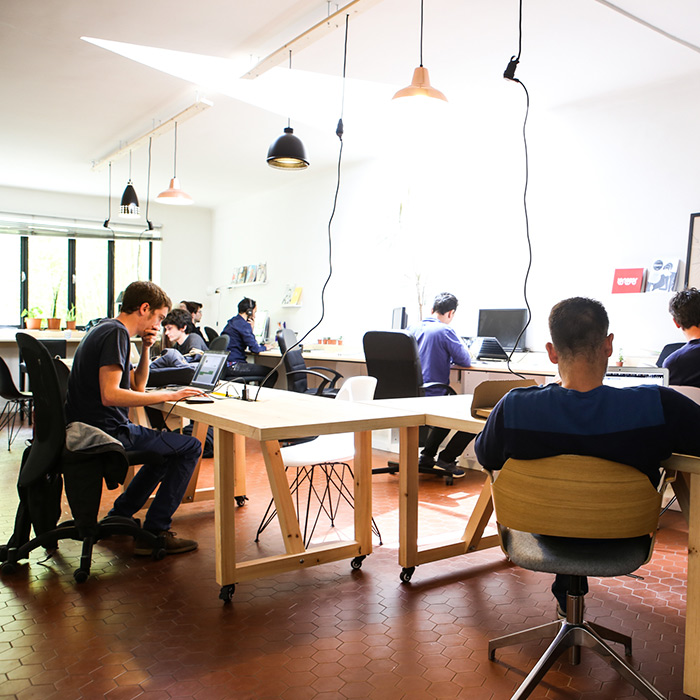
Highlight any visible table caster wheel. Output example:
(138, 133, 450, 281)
(152, 547, 166, 561)
(351, 556, 365, 570)
(235, 495, 249, 507)
(74, 568, 89, 584)
(445, 474, 454, 486)
(219, 584, 235, 603)
(400, 566, 415, 583)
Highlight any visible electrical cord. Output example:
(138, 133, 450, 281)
(253, 14, 350, 401)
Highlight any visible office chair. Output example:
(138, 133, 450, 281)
(363, 330, 456, 481)
(656, 342, 684, 367)
(0, 356, 33, 450)
(19, 338, 67, 391)
(488, 455, 665, 700)
(0, 333, 165, 583)
(255, 376, 382, 547)
(277, 328, 343, 397)
(208, 335, 229, 352)
(204, 326, 219, 345)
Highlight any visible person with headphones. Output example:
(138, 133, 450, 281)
(221, 298, 277, 387)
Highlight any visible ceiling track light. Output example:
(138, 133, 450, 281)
(267, 50, 309, 170)
(157, 121, 194, 205)
(119, 151, 140, 218)
(393, 0, 447, 102)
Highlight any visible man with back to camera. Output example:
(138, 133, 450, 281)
(474, 296, 700, 615)
(663, 287, 700, 386)
(221, 297, 277, 387)
(65, 281, 204, 555)
(410, 292, 474, 478)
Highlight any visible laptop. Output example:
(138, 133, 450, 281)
(469, 336, 509, 361)
(603, 366, 669, 388)
(188, 351, 229, 392)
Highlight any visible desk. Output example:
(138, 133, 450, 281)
(154, 388, 423, 601)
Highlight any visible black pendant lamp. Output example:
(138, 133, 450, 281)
(119, 151, 140, 218)
(267, 51, 309, 170)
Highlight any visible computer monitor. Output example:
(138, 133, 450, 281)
(477, 308, 528, 352)
(254, 310, 270, 344)
(392, 307, 408, 329)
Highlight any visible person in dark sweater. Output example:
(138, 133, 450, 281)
(65, 281, 204, 555)
(475, 296, 700, 615)
(663, 287, 700, 386)
(163, 308, 208, 358)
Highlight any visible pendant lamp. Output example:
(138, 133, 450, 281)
(267, 51, 309, 170)
(119, 151, 140, 218)
(157, 121, 194, 205)
(393, 0, 447, 102)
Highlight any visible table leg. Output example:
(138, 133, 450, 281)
(399, 425, 420, 568)
(685, 472, 700, 698)
(353, 430, 373, 554)
(214, 427, 238, 586)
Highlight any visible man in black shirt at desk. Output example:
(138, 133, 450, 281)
(65, 281, 203, 555)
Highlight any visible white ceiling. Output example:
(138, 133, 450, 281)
(2, 0, 700, 211)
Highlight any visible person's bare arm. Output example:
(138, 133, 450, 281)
(100, 365, 205, 406)
(131, 328, 157, 392)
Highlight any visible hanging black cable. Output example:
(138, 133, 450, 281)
(255, 14, 350, 400)
(503, 0, 532, 379)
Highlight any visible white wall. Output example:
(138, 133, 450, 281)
(210, 72, 700, 358)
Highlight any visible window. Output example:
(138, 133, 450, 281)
(0, 234, 20, 325)
(28, 236, 68, 320)
(75, 238, 109, 325)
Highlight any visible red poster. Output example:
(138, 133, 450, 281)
(612, 268, 645, 294)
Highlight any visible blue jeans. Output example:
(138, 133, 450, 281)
(109, 423, 201, 532)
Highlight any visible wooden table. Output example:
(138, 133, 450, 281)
(155, 387, 423, 602)
(378, 393, 700, 699)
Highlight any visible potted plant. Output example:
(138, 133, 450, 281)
(65, 304, 77, 331)
(46, 284, 61, 330)
(616, 349, 624, 367)
(21, 306, 44, 330)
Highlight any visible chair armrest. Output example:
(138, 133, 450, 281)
(420, 382, 457, 396)
(307, 366, 343, 389)
(286, 369, 333, 394)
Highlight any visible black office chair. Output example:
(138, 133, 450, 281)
(204, 326, 219, 345)
(277, 329, 343, 397)
(363, 330, 456, 481)
(0, 333, 165, 583)
(0, 356, 33, 450)
(656, 342, 684, 367)
(488, 455, 665, 700)
(19, 338, 67, 391)
(208, 335, 229, 352)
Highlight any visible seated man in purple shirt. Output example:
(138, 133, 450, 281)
(410, 292, 473, 478)
(221, 297, 277, 387)
(663, 288, 700, 386)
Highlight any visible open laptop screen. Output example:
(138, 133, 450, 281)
(603, 366, 669, 388)
(190, 351, 228, 391)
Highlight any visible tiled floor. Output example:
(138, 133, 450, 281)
(0, 422, 692, 699)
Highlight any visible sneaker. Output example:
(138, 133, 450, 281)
(134, 530, 198, 556)
(434, 457, 466, 478)
(418, 454, 436, 469)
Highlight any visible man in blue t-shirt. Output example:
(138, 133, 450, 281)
(65, 281, 205, 555)
(221, 297, 277, 387)
(663, 288, 700, 386)
(475, 296, 700, 615)
(410, 292, 473, 478)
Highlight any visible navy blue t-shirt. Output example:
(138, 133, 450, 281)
(474, 383, 700, 485)
(65, 319, 132, 434)
(663, 338, 700, 387)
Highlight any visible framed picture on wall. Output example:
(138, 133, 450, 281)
(685, 212, 700, 289)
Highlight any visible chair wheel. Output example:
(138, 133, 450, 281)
(400, 567, 415, 583)
(152, 548, 166, 561)
(445, 474, 454, 486)
(351, 556, 365, 570)
(1, 561, 16, 575)
(235, 495, 249, 507)
(219, 584, 235, 603)
(74, 568, 89, 583)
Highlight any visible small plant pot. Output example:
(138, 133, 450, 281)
(46, 318, 61, 330)
(25, 318, 42, 330)
(616, 361, 623, 367)
(65, 320, 76, 330)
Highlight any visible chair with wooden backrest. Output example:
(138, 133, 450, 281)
(470, 378, 537, 419)
(254, 376, 382, 547)
(488, 455, 664, 700)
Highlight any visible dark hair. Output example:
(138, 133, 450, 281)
(180, 300, 202, 315)
(163, 308, 193, 331)
(548, 297, 609, 358)
(120, 281, 171, 315)
(432, 293, 458, 315)
(238, 297, 256, 315)
(669, 288, 700, 329)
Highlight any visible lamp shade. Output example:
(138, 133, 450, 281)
(119, 180, 140, 218)
(392, 66, 447, 102)
(156, 177, 194, 205)
(267, 127, 309, 170)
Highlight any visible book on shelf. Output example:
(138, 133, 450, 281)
(281, 285, 294, 305)
(256, 263, 267, 283)
(290, 287, 303, 305)
(245, 265, 257, 283)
